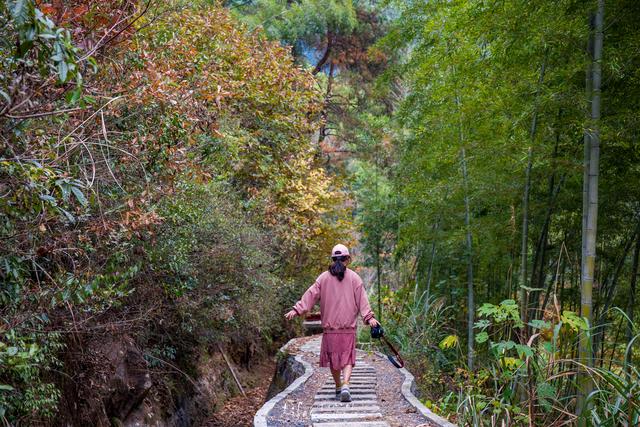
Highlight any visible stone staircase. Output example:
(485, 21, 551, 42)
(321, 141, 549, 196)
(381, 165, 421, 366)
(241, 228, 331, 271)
(301, 340, 389, 427)
(256, 336, 456, 427)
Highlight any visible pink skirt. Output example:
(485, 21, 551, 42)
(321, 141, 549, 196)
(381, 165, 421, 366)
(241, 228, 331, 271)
(319, 329, 356, 371)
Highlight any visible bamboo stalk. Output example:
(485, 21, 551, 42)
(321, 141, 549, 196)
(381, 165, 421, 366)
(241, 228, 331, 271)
(578, 0, 604, 420)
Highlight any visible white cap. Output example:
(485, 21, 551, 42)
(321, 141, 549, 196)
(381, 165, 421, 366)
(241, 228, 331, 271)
(331, 244, 350, 257)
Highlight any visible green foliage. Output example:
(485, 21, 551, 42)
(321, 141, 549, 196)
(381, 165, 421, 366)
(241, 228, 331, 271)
(0, 328, 64, 421)
(350, 159, 395, 262)
(150, 179, 284, 340)
(0, 0, 83, 109)
(477, 300, 524, 329)
(1, 1, 345, 423)
(235, 0, 358, 59)
(349, 0, 640, 424)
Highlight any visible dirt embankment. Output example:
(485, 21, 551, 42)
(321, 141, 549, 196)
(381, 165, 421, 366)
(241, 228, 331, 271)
(51, 330, 279, 427)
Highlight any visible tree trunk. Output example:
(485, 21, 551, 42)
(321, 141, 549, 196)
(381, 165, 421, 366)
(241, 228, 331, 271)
(593, 228, 637, 358)
(529, 174, 564, 320)
(541, 240, 567, 315)
(413, 248, 422, 304)
(582, 17, 594, 299)
(461, 146, 475, 370)
(578, 0, 604, 419)
(627, 228, 640, 361)
(454, 86, 474, 370)
(520, 54, 547, 323)
(520, 147, 533, 321)
(318, 61, 335, 145)
(312, 32, 333, 75)
(426, 237, 437, 303)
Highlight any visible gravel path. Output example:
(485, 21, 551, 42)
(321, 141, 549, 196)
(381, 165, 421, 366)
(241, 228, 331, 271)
(264, 335, 437, 427)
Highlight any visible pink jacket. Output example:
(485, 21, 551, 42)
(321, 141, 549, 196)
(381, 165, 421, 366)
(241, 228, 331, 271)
(293, 268, 375, 331)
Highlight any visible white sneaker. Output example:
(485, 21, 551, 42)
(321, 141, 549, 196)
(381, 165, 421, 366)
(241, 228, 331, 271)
(340, 384, 351, 402)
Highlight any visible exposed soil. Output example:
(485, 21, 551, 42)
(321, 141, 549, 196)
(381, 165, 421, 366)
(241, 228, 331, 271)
(205, 359, 276, 427)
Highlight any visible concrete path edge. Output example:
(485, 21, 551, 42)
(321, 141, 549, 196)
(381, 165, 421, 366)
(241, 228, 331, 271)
(254, 339, 314, 427)
(372, 350, 457, 427)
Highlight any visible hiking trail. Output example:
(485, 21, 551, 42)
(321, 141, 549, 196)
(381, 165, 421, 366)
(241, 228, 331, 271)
(254, 335, 456, 427)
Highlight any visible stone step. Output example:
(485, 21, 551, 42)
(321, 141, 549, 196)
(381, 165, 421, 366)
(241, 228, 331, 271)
(335, 384, 376, 388)
(317, 387, 375, 393)
(320, 386, 375, 391)
(322, 385, 376, 389)
(311, 412, 383, 422)
(314, 394, 377, 401)
(316, 391, 375, 397)
(332, 372, 378, 380)
(340, 376, 376, 380)
(312, 400, 379, 408)
(311, 405, 381, 413)
(331, 381, 377, 388)
(312, 422, 390, 427)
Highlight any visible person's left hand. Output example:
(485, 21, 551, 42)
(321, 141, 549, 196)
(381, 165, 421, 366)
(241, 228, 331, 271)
(285, 310, 297, 321)
(369, 318, 380, 328)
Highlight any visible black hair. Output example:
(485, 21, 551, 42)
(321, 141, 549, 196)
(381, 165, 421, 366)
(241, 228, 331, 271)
(329, 255, 349, 281)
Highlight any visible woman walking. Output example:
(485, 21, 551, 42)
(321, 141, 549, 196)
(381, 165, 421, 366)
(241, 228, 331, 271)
(285, 244, 379, 402)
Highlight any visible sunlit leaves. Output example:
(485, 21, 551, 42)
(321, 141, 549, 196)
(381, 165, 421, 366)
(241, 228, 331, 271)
(560, 310, 588, 333)
(439, 334, 459, 350)
(477, 299, 524, 329)
(129, 4, 346, 263)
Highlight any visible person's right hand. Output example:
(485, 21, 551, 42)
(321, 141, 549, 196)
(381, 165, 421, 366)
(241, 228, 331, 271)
(285, 310, 297, 321)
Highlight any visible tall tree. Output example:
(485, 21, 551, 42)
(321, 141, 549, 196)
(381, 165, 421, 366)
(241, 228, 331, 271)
(461, 146, 475, 370)
(578, 0, 604, 418)
(520, 54, 548, 322)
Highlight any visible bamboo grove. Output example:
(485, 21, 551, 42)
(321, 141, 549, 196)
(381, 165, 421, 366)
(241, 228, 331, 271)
(243, 0, 640, 424)
(349, 0, 640, 425)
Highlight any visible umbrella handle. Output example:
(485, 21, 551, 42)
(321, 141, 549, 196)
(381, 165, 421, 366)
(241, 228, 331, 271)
(381, 336, 405, 368)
